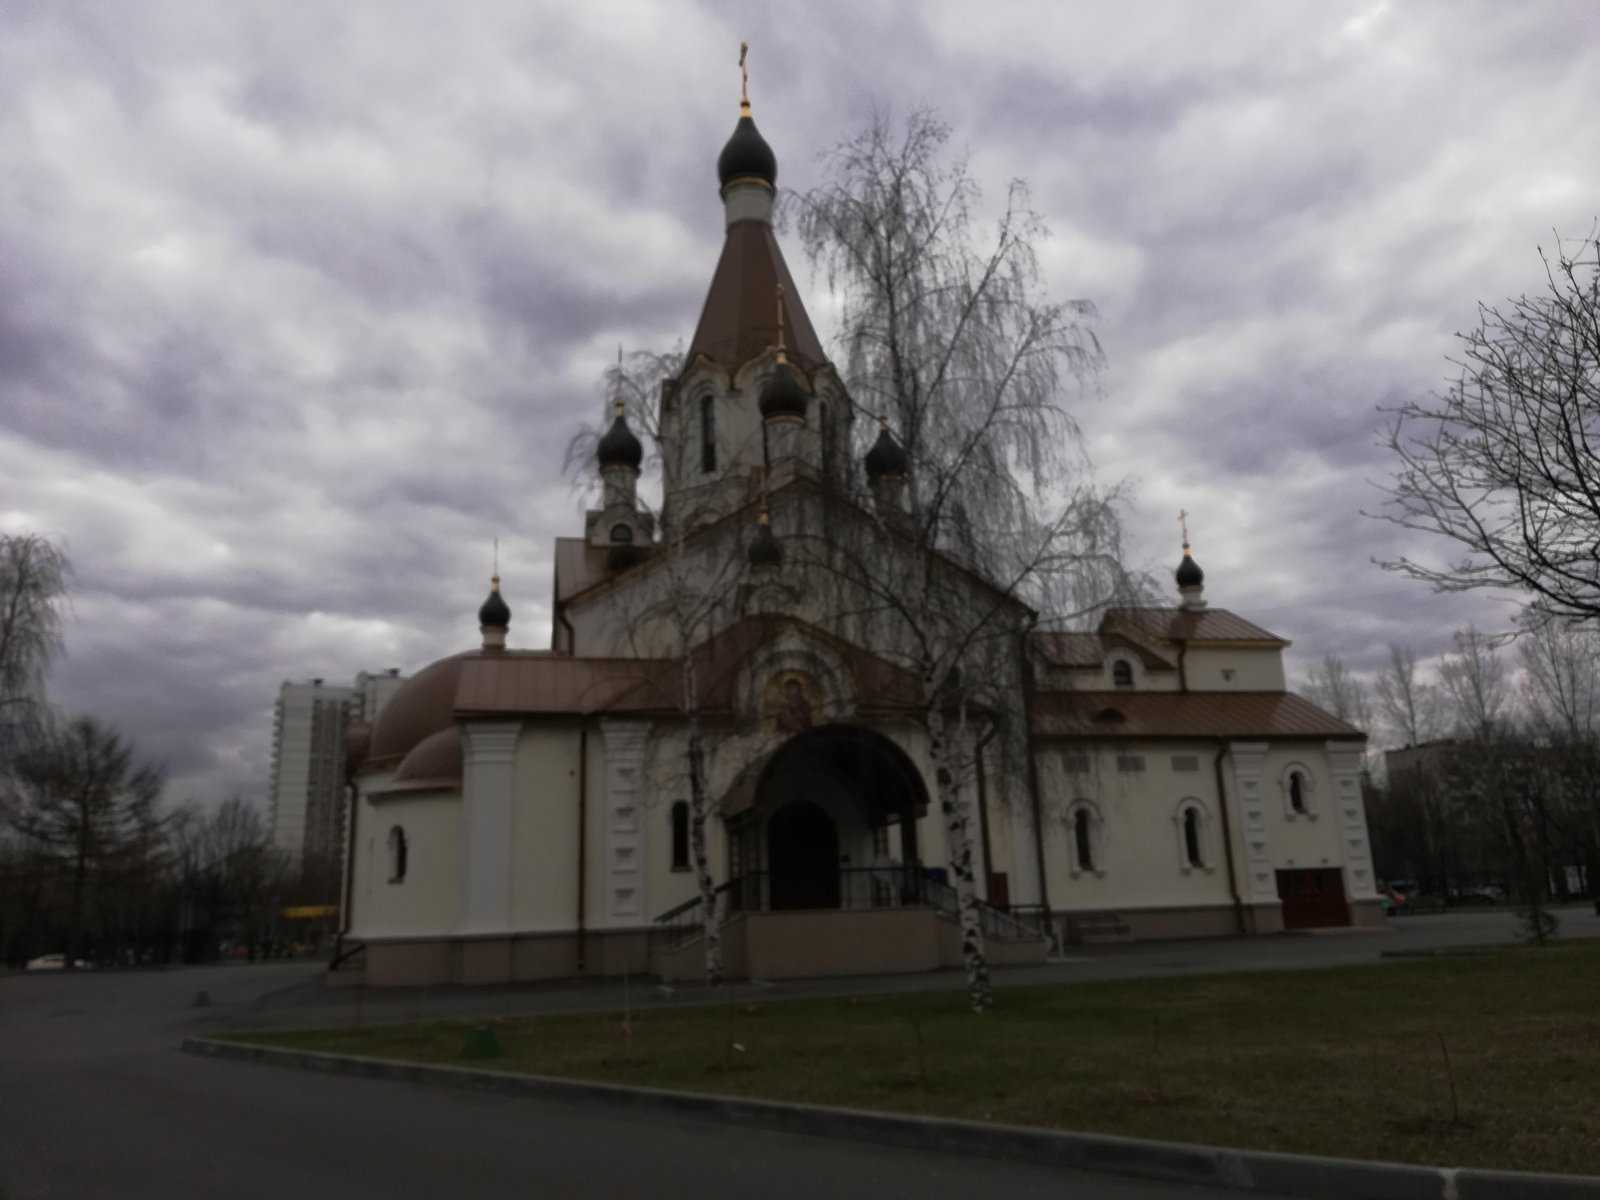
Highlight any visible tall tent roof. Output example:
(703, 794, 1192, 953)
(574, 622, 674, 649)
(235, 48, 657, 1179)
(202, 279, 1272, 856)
(686, 217, 825, 373)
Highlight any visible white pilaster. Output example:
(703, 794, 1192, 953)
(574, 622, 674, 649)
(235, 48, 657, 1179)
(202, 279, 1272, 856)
(600, 719, 652, 922)
(1228, 742, 1278, 904)
(458, 721, 522, 935)
(1327, 741, 1377, 899)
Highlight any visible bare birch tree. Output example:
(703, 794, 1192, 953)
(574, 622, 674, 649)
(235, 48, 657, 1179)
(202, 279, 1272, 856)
(1302, 654, 1374, 732)
(791, 110, 1133, 1012)
(0, 534, 70, 761)
(1374, 643, 1440, 749)
(1374, 233, 1600, 620)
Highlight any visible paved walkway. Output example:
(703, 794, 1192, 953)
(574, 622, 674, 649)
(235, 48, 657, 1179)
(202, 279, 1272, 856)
(1, 961, 1291, 1200)
(225, 904, 1600, 1034)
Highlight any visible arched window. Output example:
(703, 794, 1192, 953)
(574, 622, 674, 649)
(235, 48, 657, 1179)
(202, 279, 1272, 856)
(1111, 659, 1134, 689)
(1279, 763, 1317, 819)
(1074, 809, 1094, 870)
(700, 395, 717, 473)
(610, 524, 633, 544)
(1184, 808, 1203, 868)
(387, 825, 408, 884)
(670, 801, 690, 872)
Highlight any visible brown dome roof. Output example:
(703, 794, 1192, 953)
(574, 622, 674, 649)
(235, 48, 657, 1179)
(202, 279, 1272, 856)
(367, 653, 475, 766)
(344, 721, 372, 774)
(394, 727, 463, 784)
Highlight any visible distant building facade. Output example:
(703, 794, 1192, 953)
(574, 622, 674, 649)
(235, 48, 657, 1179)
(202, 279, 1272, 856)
(270, 670, 404, 869)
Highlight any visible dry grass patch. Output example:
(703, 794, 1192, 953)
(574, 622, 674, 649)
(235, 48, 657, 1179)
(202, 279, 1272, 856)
(232, 940, 1600, 1176)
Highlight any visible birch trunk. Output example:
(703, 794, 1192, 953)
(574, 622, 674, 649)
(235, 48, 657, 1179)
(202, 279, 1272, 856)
(926, 700, 990, 1012)
(682, 652, 722, 986)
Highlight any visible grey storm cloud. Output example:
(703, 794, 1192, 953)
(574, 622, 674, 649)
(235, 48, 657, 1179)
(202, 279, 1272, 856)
(3, 0, 1598, 807)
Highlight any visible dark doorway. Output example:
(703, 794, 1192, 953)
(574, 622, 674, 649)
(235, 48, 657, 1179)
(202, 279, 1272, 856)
(1276, 867, 1350, 929)
(768, 800, 840, 910)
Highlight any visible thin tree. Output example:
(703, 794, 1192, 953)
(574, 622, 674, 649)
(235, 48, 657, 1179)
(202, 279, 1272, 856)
(0, 534, 70, 759)
(3, 715, 164, 963)
(1374, 643, 1440, 749)
(792, 110, 1133, 1012)
(1302, 654, 1374, 732)
(1374, 232, 1600, 620)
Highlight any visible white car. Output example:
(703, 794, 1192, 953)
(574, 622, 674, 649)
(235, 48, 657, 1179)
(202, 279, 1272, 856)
(24, 953, 91, 971)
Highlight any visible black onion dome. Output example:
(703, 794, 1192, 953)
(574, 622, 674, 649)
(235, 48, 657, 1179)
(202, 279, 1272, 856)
(748, 515, 783, 569)
(758, 360, 809, 422)
(478, 578, 511, 628)
(596, 412, 643, 471)
(717, 113, 777, 189)
(864, 423, 909, 480)
(1176, 549, 1204, 589)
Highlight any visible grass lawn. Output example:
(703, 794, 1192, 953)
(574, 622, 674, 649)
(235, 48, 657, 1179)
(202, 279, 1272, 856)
(232, 940, 1600, 1176)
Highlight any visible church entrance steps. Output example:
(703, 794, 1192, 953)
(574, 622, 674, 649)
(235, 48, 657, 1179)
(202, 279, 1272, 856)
(1063, 912, 1133, 945)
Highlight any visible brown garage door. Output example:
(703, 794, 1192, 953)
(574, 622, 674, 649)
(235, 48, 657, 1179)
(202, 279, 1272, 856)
(1276, 868, 1349, 929)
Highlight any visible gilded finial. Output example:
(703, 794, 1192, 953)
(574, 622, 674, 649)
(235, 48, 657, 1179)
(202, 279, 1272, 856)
(613, 344, 625, 416)
(1178, 508, 1191, 552)
(878, 412, 889, 430)
(739, 41, 750, 113)
(493, 536, 499, 576)
(758, 504, 770, 526)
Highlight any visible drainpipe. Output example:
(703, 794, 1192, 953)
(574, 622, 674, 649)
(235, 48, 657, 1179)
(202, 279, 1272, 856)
(335, 775, 359, 956)
(1018, 630, 1054, 937)
(1214, 742, 1247, 935)
(1177, 641, 1189, 693)
(576, 724, 588, 972)
(558, 604, 578, 656)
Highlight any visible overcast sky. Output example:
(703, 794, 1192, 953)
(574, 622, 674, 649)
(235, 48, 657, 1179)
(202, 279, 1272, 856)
(4, 1, 1597, 808)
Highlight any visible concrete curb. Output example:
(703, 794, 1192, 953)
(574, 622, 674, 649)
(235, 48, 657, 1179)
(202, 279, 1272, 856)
(182, 1037, 1597, 1200)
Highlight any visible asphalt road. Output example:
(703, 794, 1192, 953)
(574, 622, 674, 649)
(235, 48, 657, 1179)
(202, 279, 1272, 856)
(1, 961, 1280, 1200)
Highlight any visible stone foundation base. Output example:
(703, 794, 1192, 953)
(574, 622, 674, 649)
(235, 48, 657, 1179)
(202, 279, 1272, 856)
(1052, 901, 1285, 943)
(359, 928, 652, 988)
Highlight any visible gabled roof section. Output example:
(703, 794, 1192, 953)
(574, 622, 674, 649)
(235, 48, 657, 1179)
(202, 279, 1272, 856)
(1102, 607, 1289, 647)
(1031, 691, 1364, 740)
(686, 220, 825, 373)
(453, 613, 926, 720)
(1031, 630, 1176, 671)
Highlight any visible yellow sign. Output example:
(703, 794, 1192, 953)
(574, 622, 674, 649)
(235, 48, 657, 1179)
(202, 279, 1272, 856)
(280, 905, 338, 920)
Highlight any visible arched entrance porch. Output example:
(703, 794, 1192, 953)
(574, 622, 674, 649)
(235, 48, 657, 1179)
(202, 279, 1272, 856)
(725, 724, 931, 912)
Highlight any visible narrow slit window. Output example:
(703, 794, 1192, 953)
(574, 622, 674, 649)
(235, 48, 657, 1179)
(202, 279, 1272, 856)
(1184, 808, 1203, 868)
(1074, 809, 1094, 871)
(1289, 772, 1306, 814)
(387, 826, 408, 884)
(671, 801, 690, 871)
(700, 396, 717, 473)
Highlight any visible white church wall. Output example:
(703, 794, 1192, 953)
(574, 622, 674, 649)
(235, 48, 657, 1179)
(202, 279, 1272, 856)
(1036, 740, 1236, 913)
(352, 792, 460, 939)
(1184, 647, 1287, 691)
(508, 722, 583, 932)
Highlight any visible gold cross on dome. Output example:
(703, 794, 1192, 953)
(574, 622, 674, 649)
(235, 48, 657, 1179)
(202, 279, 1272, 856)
(1178, 509, 1190, 547)
(739, 41, 750, 109)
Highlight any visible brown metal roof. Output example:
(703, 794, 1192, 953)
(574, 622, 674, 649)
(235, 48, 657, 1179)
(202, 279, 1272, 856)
(1103, 607, 1289, 646)
(1031, 690, 1364, 740)
(455, 655, 679, 716)
(1030, 632, 1103, 666)
(1031, 630, 1177, 670)
(687, 220, 825, 371)
(395, 727, 462, 783)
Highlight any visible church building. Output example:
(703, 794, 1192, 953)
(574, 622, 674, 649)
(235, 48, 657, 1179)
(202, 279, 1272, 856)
(339, 81, 1377, 988)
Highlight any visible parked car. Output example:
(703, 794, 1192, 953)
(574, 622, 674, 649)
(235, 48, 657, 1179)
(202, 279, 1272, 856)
(1376, 886, 1408, 916)
(24, 953, 92, 971)
(1449, 884, 1505, 904)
